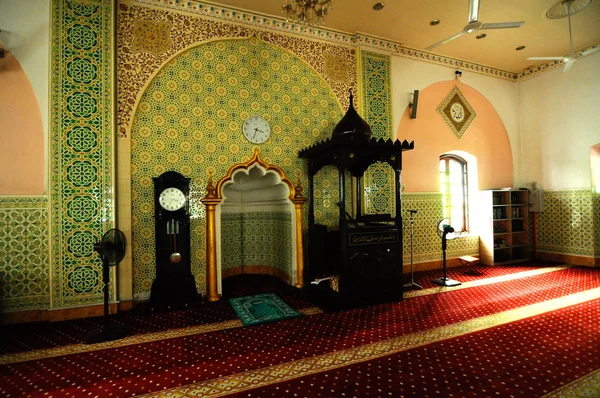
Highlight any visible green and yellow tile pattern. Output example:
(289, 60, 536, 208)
(130, 38, 344, 296)
(401, 192, 479, 264)
(360, 51, 394, 216)
(50, 0, 114, 307)
(537, 189, 597, 257)
(0, 197, 49, 312)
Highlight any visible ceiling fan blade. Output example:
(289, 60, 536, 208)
(426, 31, 464, 50)
(580, 46, 599, 57)
(563, 58, 576, 72)
(468, 0, 480, 23)
(527, 56, 565, 60)
(480, 21, 524, 30)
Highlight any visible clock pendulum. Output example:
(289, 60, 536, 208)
(167, 219, 182, 263)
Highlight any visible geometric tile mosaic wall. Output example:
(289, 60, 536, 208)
(360, 51, 394, 216)
(0, 197, 49, 312)
(130, 38, 344, 297)
(401, 192, 479, 265)
(221, 213, 243, 272)
(118, 3, 357, 138)
(221, 211, 295, 279)
(360, 51, 393, 140)
(50, 0, 114, 308)
(242, 212, 292, 279)
(536, 189, 597, 257)
(595, 192, 600, 257)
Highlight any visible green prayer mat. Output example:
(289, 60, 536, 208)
(229, 293, 302, 326)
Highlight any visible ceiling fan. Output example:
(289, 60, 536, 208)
(528, 0, 598, 72)
(426, 0, 524, 50)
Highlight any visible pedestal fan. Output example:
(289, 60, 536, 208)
(431, 218, 462, 287)
(83, 228, 128, 344)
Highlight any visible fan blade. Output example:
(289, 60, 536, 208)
(426, 31, 464, 50)
(580, 46, 599, 57)
(480, 21, 524, 30)
(563, 58, 576, 72)
(527, 56, 565, 60)
(468, 0, 480, 23)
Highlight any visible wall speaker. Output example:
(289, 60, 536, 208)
(410, 90, 419, 119)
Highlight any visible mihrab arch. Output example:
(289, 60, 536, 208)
(201, 148, 306, 301)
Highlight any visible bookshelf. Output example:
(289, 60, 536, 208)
(479, 189, 529, 265)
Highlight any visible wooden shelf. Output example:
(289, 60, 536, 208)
(480, 189, 530, 265)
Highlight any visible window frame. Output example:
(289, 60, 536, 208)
(439, 154, 469, 232)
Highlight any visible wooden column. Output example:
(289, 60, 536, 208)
(200, 172, 222, 302)
(292, 178, 307, 288)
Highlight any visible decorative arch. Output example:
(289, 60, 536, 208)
(126, 35, 343, 300)
(0, 44, 44, 194)
(215, 148, 296, 201)
(397, 79, 513, 192)
(201, 149, 306, 301)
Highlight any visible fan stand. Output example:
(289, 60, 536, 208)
(403, 210, 422, 290)
(431, 229, 462, 287)
(83, 257, 128, 344)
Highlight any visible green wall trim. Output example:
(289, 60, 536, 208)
(50, 0, 114, 308)
(360, 50, 394, 216)
(402, 192, 479, 264)
(0, 197, 49, 312)
(536, 189, 598, 257)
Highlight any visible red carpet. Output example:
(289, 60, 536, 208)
(1, 263, 599, 397)
(226, 297, 600, 397)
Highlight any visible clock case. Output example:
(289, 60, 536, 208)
(151, 171, 200, 306)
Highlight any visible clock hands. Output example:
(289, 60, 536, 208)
(253, 127, 264, 139)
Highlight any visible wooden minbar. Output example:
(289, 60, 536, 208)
(298, 93, 414, 310)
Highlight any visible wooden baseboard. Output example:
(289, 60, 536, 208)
(0, 309, 49, 325)
(118, 299, 134, 312)
(535, 251, 600, 267)
(1, 302, 126, 325)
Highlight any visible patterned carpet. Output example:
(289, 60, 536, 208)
(1, 262, 600, 397)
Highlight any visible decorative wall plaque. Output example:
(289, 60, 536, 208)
(437, 85, 476, 139)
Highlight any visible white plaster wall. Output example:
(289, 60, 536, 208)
(0, 0, 50, 190)
(517, 52, 600, 190)
(389, 57, 522, 185)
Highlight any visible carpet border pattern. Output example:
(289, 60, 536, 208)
(0, 266, 567, 365)
(142, 287, 600, 398)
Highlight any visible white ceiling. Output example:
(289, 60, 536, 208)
(204, 0, 600, 73)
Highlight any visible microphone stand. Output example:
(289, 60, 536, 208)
(403, 210, 422, 290)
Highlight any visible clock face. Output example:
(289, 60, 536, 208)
(159, 187, 186, 211)
(243, 115, 271, 144)
(450, 102, 465, 122)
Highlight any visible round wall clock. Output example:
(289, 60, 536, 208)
(159, 187, 186, 211)
(243, 115, 271, 144)
(450, 102, 465, 123)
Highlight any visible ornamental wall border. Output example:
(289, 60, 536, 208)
(134, 0, 600, 82)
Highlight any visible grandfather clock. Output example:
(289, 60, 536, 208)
(150, 171, 199, 305)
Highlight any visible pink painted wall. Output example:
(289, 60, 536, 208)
(0, 45, 45, 194)
(398, 79, 513, 192)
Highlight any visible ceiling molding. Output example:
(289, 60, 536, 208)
(135, 0, 599, 82)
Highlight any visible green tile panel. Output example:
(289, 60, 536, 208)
(0, 197, 50, 312)
(536, 189, 596, 257)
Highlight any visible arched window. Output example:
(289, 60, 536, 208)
(440, 154, 468, 232)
